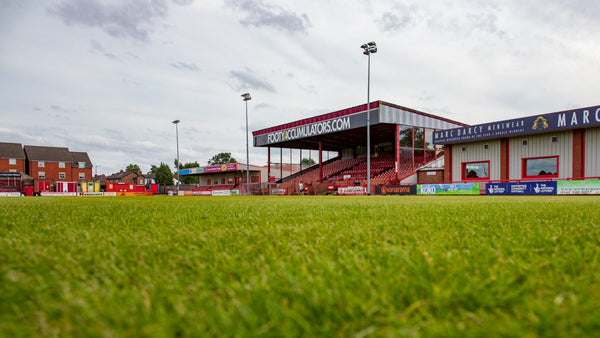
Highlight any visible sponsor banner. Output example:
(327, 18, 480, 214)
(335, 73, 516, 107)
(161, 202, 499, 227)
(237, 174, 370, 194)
(417, 183, 480, 195)
(557, 179, 600, 195)
(337, 186, 367, 196)
(376, 185, 416, 195)
(433, 105, 600, 144)
(40, 192, 78, 196)
(276, 188, 287, 195)
(255, 110, 380, 146)
(0, 192, 22, 197)
(82, 192, 105, 196)
(183, 163, 238, 175)
(212, 190, 232, 196)
(485, 181, 557, 195)
(192, 190, 212, 196)
(117, 192, 153, 196)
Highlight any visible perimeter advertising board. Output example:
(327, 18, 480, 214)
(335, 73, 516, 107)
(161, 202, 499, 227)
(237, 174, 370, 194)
(417, 183, 480, 195)
(433, 105, 600, 144)
(557, 179, 600, 195)
(486, 181, 557, 195)
(376, 185, 416, 195)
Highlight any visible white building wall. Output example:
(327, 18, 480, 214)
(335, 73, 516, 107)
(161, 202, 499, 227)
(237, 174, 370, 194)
(452, 140, 501, 181)
(585, 127, 600, 177)
(508, 131, 573, 180)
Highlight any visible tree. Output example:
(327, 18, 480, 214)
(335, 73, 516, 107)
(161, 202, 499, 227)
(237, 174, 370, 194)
(125, 163, 141, 174)
(151, 162, 173, 186)
(175, 160, 200, 184)
(301, 158, 316, 166)
(208, 152, 236, 165)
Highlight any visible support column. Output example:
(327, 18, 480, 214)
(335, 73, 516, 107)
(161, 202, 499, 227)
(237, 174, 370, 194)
(395, 124, 400, 180)
(500, 138, 509, 181)
(573, 129, 585, 179)
(267, 147, 271, 181)
(319, 141, 323, 183)
(280, 148, 283, 181)
(443, 145, 452, 182)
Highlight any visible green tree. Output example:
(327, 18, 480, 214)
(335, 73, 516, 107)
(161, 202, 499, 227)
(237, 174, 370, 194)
(301, 158, 316, 166)
(208, 152, 237, 165)
(125, 163, 141, 174)
(151, 162, 174, 186)
(176, 160, 200, 184)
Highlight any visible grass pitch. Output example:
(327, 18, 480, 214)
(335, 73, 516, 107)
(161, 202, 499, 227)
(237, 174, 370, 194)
(1, 196, 599, 337)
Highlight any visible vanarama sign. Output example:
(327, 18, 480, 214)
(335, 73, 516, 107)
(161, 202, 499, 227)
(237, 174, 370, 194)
(433, 105, 600, 144)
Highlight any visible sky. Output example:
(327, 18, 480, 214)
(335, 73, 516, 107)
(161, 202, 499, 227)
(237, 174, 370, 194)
(1, 0, 599, 175)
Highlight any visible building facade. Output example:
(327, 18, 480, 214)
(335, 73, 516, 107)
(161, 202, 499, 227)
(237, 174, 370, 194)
(434, 105, 600, 182)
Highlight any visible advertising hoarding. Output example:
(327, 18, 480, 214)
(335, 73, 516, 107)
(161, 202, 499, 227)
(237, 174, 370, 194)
(417, 183, 480, 195)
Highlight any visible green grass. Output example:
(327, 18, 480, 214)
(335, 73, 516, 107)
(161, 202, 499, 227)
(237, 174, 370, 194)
(1, 196, 599, 337)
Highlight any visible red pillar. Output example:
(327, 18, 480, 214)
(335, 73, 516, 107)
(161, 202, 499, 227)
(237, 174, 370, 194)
(319, 141, 323, 183)
(573, 129, 585, 179)
(395, 124, 400, 180)
(267, 147, 271, 181)
(443, 146, 452, 183)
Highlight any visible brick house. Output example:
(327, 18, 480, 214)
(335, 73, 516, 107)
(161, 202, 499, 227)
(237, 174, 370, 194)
(0, 142, 26, 173)
(70, 151, 93, 181)
(106, 171, 148, 186)
(24, 145, 74, 183)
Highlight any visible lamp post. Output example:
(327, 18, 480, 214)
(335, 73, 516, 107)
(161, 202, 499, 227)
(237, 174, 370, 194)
(241, 93, 251, 196)
(172, 119, 180, 193)
(361, 41, 377, 195)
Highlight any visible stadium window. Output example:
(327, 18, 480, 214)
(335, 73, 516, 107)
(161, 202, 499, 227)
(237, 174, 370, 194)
(522, 156, 558, 179)
(59, 172, 66, 179)
(462, 161, 490, 180)
(38, 172, 45, 179)
(38, 161, 45, 168)
(9, 158, 16, 165)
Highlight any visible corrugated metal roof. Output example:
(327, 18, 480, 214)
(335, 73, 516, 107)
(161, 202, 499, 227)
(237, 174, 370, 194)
(0, 142, 26, 159)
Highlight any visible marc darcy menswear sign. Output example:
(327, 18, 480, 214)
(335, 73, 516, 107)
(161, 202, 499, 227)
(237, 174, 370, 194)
(254, 110, 379, 147)
(433, 105, 600, 144)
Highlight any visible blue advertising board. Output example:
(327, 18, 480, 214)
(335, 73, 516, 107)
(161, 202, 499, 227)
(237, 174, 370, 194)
(486, 181, 557, 195)
(433, 105, 600, 144)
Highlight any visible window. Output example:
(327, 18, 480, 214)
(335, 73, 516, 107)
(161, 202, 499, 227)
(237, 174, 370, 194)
(38, 172, 45, 179)
(59, 172, 66, 179)
(461, 146, 467, 152)
(38, 161, 45, 167)
(59, 162, 65, 168)
(9, 158, 16, 165)
(79, 173, 85, 180)
(522, 156, 558, 178)
(484, 144, 489, 150)
(462, 161, 490, 180)
(551, 136, 558, 143)
(522, 139, 528, 146)
(78, 162, 86, 168)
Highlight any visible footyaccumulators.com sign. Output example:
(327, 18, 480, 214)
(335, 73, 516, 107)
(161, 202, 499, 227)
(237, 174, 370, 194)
(254, 110, 379, 146)
(433, 105, 600, 144)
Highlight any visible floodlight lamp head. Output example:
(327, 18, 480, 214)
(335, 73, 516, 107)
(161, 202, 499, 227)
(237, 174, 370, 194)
(368, 41, 376, 47)
(360, 43, 368, 49)
(172, 119, 180, 124)
(241, 93, 251, 101)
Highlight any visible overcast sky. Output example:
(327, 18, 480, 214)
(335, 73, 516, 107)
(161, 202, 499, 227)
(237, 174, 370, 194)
(1, 0, 599, 175)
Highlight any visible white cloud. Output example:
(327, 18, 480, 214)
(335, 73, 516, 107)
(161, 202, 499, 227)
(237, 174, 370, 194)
(0, 0, 599, 175)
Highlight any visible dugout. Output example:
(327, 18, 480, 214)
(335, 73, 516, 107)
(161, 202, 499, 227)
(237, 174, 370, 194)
(252, 101, 466, 194)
